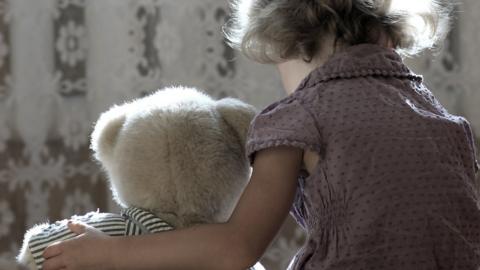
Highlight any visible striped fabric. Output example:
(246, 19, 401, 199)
(28, 207, 173, 270)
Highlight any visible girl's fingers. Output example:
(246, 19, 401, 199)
(43, 242, 62, 259)
(42, 254, 65, 270)
(67, 221, 87, 235)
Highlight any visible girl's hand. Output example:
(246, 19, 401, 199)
(42, 221, 114, 270)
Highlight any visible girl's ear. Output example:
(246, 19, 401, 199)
(90, 105, 127, 162)
(216, 98, 257, 147)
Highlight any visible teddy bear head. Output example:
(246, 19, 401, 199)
(90, 87, 257, 228)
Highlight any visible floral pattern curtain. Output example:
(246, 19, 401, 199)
(0, 1, 479, 269)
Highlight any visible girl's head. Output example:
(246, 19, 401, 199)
(225, 0, 454, 63)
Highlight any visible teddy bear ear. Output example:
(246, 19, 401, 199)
(216, 98, 257, 147)
(90, 105, 127, 162)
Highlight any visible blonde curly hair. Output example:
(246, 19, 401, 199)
(225, 0, 454, 63)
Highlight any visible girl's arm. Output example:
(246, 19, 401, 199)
(43, 146, 303, 270)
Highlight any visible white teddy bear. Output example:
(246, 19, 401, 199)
(17, 86, 263, 270)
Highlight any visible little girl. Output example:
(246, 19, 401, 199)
(43, 0, 480, 269)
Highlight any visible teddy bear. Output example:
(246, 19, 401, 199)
(17, 86, 264, 270)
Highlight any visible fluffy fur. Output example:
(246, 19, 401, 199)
(17, 223, 51, 269)
(91, 86, 256, 227)
(18, 86, 258, 269)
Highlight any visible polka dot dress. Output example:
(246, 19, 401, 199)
(246, 44, 480, 270)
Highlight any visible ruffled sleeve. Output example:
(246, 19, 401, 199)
(246, 93, 323, 164)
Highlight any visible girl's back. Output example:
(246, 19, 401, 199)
(247, 43, 480, 269)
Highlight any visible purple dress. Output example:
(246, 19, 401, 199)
(246, 44, 480, 270)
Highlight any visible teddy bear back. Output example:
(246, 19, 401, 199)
(91, 87, 257, 228)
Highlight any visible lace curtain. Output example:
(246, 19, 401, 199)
(0, 0, 478, 269)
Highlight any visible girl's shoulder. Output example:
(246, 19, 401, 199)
(246, 90, 323, 164)
(257, 91, 309, 115)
